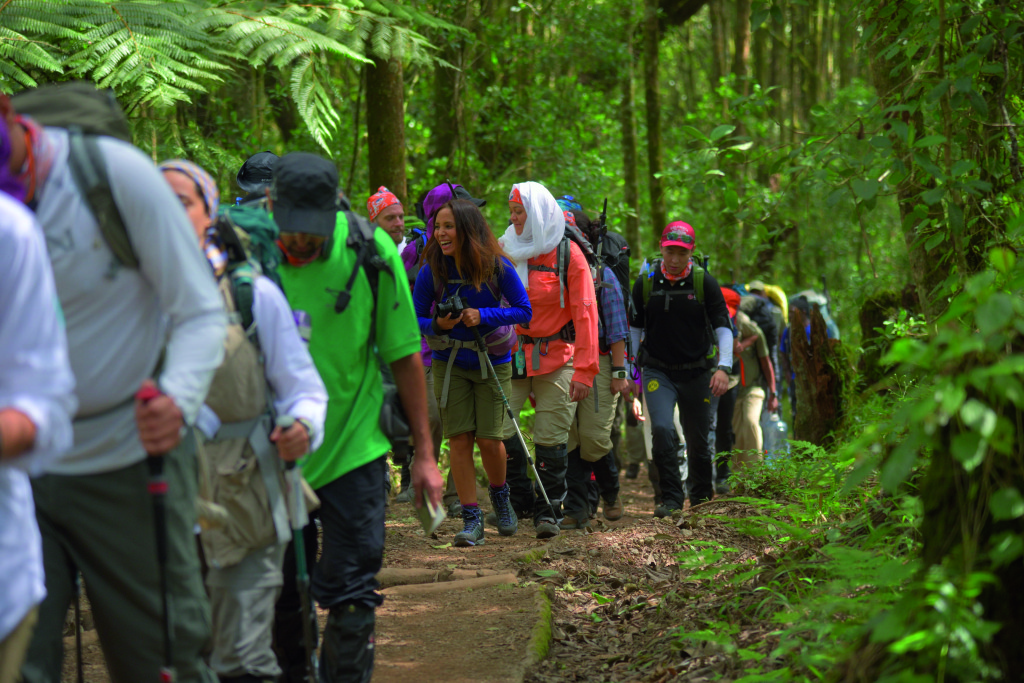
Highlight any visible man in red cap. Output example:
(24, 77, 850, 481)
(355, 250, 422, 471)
(629, 221, 733, 515)
(367, 186, 406, 249)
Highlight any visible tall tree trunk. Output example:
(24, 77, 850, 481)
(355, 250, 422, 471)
(432, 55, 459, 171)
(867, 18, 945, 318)
(643, 0, 666, 242)
(366, 55, 407, 205)
(769, 4, 783, 143)
(752, 25, 767, 89)
(621, 8, 641, 251)
(731, 0, 752, 96)
(803, 0, 821, 121)
(708, 0, 727, 92)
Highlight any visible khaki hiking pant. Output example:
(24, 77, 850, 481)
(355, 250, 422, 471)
(568, 355, 621, 462)
(206, 541, 287, 679)
(23, 438, 216, 683)
(503, 363, 577, 447)
(732, 386, 766, 470)
(0, 606, 37, 683)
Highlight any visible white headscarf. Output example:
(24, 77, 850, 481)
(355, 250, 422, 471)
(499, 181, 565, 289)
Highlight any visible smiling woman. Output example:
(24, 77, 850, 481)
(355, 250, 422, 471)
(412, 199, 532, 547)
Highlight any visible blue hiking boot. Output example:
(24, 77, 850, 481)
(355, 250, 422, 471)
(488, 483, 519, 537)
(453, 505, 485, 547)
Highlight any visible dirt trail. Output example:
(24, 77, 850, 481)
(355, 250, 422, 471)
(373, 473, 670, 682)
(61, 468, 716, 682)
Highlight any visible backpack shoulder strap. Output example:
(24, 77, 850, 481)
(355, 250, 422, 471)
(642, 258, 662, 309)
(67, 128, 137, 268)
(557, 236, 570, 308)
(229, 263, 257, 337)
(694, 263, 706, 306)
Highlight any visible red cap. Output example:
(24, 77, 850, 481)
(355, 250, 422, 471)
(661, 221, 695, 249)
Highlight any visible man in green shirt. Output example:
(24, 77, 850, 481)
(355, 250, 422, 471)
(271, 152, 442, 683)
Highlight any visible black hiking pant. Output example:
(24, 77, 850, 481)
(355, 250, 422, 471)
(643, 366, 715, 507)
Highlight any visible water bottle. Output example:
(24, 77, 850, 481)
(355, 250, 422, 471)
(766, 413, 790, 464)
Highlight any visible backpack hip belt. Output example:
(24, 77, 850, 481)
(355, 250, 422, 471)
(519, 321, 575, 372)
(205, 413, 291, 546)
(642, 353, 714, 372)
(427, 330, 512, 408)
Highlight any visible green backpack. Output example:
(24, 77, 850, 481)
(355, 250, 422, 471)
(11, 81, 138, 267)
(212, 204, 284, 334)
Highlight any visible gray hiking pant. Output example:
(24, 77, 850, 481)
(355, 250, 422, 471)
(207, 541, 288, 679)
(23, 439, 216, 683)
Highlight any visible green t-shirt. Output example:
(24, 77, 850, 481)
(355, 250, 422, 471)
(278, 212, 420, 490)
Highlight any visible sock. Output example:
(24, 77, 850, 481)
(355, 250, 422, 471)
(462, 503, 479, 509)
(489, 481, 506, 490)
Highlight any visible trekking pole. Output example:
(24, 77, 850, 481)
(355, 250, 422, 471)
(74, 573, 84, 683)
(135, 384, 174, 683)
(470, 328, 560, 522)
(278, 415, 319, 683)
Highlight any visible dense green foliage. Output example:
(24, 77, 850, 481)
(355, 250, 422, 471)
(3, 0, 1023, 679)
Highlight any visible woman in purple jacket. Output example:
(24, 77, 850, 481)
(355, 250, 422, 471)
(413, 200, 531, 546)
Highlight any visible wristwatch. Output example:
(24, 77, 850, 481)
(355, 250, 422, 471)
(611, 366, 627, 380)
(715, 364, 732, 375)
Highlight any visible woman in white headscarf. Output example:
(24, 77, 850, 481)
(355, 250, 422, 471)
(497, 181, 599, 539)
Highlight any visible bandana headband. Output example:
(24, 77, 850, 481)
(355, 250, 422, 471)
(368, 185, 401, 221)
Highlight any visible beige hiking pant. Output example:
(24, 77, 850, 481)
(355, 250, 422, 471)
(732, 386, 766, 469)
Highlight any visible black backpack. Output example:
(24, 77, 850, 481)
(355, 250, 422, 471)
(12, 81, 138, 267)
(739, 293, 780, 356)
(596, 231, 631, 310)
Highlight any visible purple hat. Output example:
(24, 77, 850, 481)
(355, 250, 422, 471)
(0, 120, 26, 202)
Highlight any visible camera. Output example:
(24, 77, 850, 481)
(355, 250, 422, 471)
(436, 295, 466, 319)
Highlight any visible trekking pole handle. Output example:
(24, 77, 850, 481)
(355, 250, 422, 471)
(135, 384, 167, 481)
(276, 416, 297, 471)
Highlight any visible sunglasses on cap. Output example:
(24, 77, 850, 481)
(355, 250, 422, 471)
(664, 230, 695, 245)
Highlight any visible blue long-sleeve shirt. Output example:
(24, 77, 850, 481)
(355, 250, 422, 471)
(413, 256, 532, 369)
(598, 266, 629, 350)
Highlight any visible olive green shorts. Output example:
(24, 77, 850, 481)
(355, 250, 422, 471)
(433, 359, 512, 440)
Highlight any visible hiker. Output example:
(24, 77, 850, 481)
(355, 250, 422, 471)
(3, 87, 227, 683)
(412, 199, 532, 546)
(0, 121, 76, 683)
(403, 182, 489, 517)
(366, 185, 415, 503)
(629, 222, 733, 514)
(731, 309, 780, 469)
(269, 152, 443, 682)
(560, 209, 631, 529)
(159, 160, 329, 683)
(713, 286, 743, 494)
(367, 185, 406, 250)
(500, 181, 599, 539)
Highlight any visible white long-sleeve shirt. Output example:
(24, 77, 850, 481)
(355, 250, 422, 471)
(0, 192, 77, 642)
(196, 276, 328, 450)
(32, 128, 226, 475)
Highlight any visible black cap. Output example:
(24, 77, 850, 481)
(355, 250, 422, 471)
(237, 151, 279, 193)
(271, 153, 339, 237)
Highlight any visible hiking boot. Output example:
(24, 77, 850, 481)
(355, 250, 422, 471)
(653, 504, 681, 519)
(446, 499, 463, 519)
(535, 520, 560, 539)
(625, 463, 640, 479)
(453, 506, 485, 547)
(602, 497, 623, 521)
(715, 478, 731, 496)
(558, 515, 590, 530)
(488, 483, 518, 537)
(484, 511, 498, 526)
(394, 459, 413, 502)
